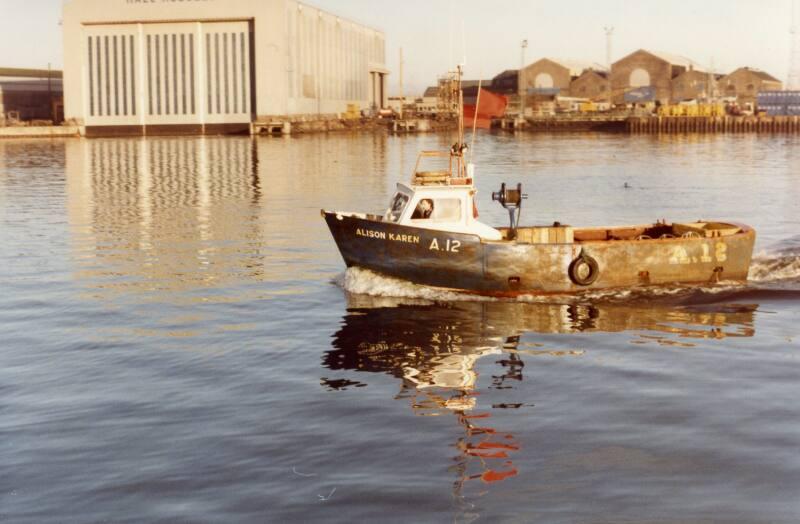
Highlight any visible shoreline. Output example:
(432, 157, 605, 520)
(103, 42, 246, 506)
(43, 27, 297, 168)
(3, 114, 800, 139)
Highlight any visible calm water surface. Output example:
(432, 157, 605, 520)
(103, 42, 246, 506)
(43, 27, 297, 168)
(1, 132, 799, 523)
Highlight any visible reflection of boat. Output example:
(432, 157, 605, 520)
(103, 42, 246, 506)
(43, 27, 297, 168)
(327, 297, 757, 357)
(321, 297, 756, 496)
(322, 68, 755, 296)
(323, 301, 527, 490)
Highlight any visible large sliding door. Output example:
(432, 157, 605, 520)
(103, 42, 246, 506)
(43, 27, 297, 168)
(84, 21, 252, 130)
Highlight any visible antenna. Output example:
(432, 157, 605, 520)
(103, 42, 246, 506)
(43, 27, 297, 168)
(708, 56, 717, 101)
(460, 19, 467, 67)
(398, 48, 405, 119)
(470, 77, 482, 163)
(519, 39, 528, 117)
(448, 0, 454, 68)
(604, 27, 614, 105)
(789, 0, 800, 89)
(603, 26, 614, 70)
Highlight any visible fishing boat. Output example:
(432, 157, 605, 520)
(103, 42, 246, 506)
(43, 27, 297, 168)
(322, 69, 755, 297)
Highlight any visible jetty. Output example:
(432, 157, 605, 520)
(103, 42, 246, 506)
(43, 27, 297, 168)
(510, 114, 800, 134)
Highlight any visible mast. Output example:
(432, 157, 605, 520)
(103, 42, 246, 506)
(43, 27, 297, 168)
(456, 65, 467, 178)
(458, 65, 464, 148)
(399, 48, 404, 120)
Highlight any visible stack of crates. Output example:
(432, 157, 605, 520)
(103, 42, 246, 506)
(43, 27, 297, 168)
(344, 103, 361, 120)
(757, 91, 800, 116)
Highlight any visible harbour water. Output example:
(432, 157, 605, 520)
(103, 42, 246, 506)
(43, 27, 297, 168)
(1, 132, 799, 522)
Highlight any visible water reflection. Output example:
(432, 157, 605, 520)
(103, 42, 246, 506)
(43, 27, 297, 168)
(324, 300, 527, 504)
(322, 296, 757, 505)
(65, 138, 265, 298)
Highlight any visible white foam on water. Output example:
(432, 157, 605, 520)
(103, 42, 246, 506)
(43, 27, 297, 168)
(749, 250, 800, 283)
(336, 267, 683, 304)
(335, 252, 800, 304)
(337, 267, 494, 302)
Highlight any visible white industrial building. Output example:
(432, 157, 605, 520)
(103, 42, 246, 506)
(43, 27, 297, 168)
(62, 0, 388, 135)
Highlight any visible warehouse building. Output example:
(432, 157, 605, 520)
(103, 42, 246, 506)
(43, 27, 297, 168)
(520, 59, 604, 96)
(611, 49, 700, 105)
(62, 0, 388, 136)
(489, 70, 519, 95)
(0, 68, 63, 124)
(570, 69, 609, 102)
(719, 67, 783, 105)
(670, 69, 719, 102)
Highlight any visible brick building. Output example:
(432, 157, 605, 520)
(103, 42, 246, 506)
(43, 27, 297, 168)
(521, 58, 603, 96)
(670, 69, 721, 102)
(0, 68, 63, 123)
(489, 69, 518, 95)
(611, 49, 700, 104)
(570, 69, 609, 102)
(718, 67, 782, 104)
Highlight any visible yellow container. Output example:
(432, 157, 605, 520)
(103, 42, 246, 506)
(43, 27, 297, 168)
(344, 103, 360, 119)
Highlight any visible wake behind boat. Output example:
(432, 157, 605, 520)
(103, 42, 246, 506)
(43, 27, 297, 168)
(322, 69, 755, 297)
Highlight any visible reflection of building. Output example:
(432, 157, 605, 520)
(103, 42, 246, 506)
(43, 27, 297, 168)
(62, 0, 387, 136)
(65, 137, 265, 295)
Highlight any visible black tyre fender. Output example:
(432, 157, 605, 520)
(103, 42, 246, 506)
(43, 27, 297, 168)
(568, 251, 600, 286)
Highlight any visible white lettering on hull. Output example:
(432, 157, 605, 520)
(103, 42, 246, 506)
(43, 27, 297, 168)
(429, 238, 461, 253)
(356, 228, 386, 240)
(355, 228, 420, 245)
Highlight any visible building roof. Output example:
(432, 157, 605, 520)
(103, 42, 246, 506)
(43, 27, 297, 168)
(461, 79, 492, 89)
(672, 68, 711, 80)
(559, 60, 607, 77)
(0, 67, 63, 79)
(296, 0, 385, 34)
(492, 69, 518, 80)
(726, 67, 781, 83)
(576, 69, 608, 80)
(615, 49, 703, 71)
(422, 80, 491, 98)
(646, 50, 702, 69)
(0, 78, 63, 93)
(527, 58, 607, 77)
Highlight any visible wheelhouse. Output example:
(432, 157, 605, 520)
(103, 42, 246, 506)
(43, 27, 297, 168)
(382, 150, 503, 240)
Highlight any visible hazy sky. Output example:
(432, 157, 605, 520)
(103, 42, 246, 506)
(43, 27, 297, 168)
(1, 0, 797, 94)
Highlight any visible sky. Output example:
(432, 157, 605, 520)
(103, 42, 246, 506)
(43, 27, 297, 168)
(0, 0, 797, 95)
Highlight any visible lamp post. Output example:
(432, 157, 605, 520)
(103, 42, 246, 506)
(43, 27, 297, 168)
(604, 27, 614, 108)
(519, 39, 528, 119)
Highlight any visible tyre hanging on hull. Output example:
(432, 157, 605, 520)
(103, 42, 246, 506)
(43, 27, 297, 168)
(569, 251, 600, 286)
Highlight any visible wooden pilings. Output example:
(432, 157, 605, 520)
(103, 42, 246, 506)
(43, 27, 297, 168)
(525, 116, 627, 132)
(627, 116, 800, 134)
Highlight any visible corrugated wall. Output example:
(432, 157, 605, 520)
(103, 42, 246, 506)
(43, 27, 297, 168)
(286, 2, 386, 114)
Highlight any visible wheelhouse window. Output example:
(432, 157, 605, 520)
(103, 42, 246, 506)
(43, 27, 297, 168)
(411, 198, 433, 219)
(385, 193, 409, 222)
(411, 198, 461, 222)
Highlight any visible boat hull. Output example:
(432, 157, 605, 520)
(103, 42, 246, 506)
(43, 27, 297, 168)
(322, 211, 756, 296)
